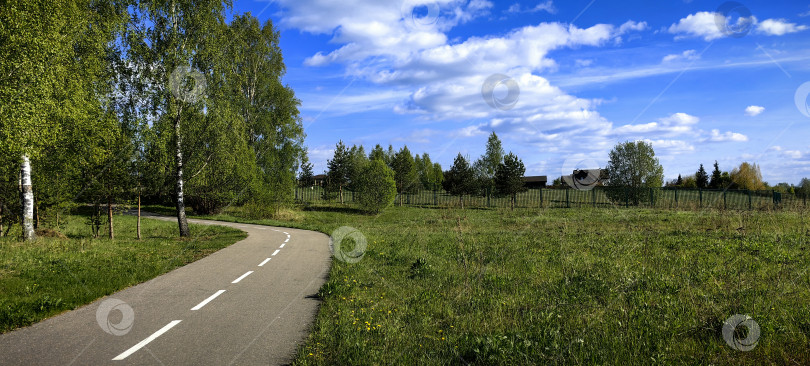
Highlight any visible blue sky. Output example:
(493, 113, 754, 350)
(233, 0, 810, 184)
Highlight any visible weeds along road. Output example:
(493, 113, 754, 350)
(0, 214, 331, 365)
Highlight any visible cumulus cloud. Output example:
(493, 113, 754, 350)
(668, 12, 725, 41)
(612, 113, 699, 137)
(756, 19, 808, 36)
(745, 105, 765, 116)
(705, 129, 749, 142)
(668, 12, 807, 40)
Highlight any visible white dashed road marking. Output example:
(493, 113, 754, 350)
(112, 320, 182, 360)
(191, 290, 226, 311)
(272, 249, 280, 256)
(258, 258, 271, 267)
(231, 271, 254, 284)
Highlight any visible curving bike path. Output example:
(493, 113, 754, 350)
(0, 214, 331, 365)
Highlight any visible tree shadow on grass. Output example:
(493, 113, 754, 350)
(301, 205, 367, 215)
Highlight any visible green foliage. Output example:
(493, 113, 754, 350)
(605, 141, 664, 205)
(731, 162, 765, 191)
(356, 159, 397, 214)
(442, 154, 478, 206)
(473, 132, 505, 194)
(326, 141, 351, 203)
(493, 152, 526, 209)
(710, 161, 724, 189)
(391, 146, 419, 197)
(299, 153, 315, 187)
(695, 164, 709, 189)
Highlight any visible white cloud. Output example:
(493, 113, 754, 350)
(668, 12, 725, 41)
(756, 19, 808, 36)
(784, 150, 803, 159)
(575, 59, 593, 67)
(668, 12, 808, 40)
(706, 129, 749, 142)
(662, 49, 699, 63)
(506, 1, 556, 14)
(616, 20, 648, 35)
(612, 113, 699, 137)
(531, 1, 556, 14)
(745, 105, 765, 116)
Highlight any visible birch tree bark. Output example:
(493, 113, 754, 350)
(20, 155, 36, 241)
(175, 118, 190, 237)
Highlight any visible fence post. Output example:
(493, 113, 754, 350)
(407, 192, 410, 205)
(592, 189, 596, 208)
(539, 188, 544, 208)
(295, 187, 298, 201)
(699, 189, 702, 208)
(566, 189, 570, 208)
(649, 188, 654, 208)
(487, 187, 491, 208)
(723, 190, 727, 210)
(748, 190, 752, 210)
(624, 187, 629, 208)
(434, 191, 438, 206)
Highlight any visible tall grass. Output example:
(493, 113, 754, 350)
(205, 204, 810, 364)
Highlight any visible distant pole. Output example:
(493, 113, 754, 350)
(137, 192, 141, 240)
(699, 189, 703, 208)
(723, 190, 727, 210)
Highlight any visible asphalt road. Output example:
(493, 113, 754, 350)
(0, 214, 332, 365)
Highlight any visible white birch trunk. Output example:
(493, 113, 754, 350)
(175, 119, 190, 237)
(20, 155, 36, 241)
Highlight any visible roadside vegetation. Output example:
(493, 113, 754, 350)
(199, 204, 810, 365)
(0, 210, 245, 334)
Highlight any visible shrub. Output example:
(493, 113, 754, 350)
(356, 159, 396, 214)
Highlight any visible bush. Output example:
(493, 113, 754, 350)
(356, 159, 397, 214)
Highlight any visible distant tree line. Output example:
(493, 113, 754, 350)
(318, 132, 528, 211)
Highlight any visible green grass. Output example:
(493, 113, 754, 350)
(0, 210, 246, 334)
(203, 204, 810, 365)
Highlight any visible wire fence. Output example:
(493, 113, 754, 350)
(295, 186, 809, 211)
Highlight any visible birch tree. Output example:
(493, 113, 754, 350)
(126, 0, 230, 236)
(0, 0, 123, 240)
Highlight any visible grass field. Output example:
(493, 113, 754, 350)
(0, 210, 246, 334)
(204, 204, 810, 365)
